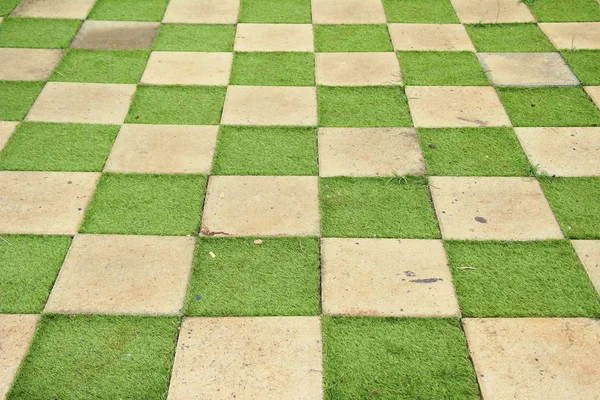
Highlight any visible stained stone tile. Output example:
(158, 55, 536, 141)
(464, 318, 600, 400)
(539, 23, 600, 50)
(201, 176, 320, 236)
(311, 0, 386, 24)
(585, 86, 600, 108)
(573, 240, 600, 295)
(389, 24, 475, 51)
(234, 24, 314, 51)
(141, 52, 233, 85)
(430, 176, 563, 240)
(0, 49, 63, 81)
(168, 317, 323, 400)
(11, 0, 96, 19)
(26, 82, 136, 124)
(450, 0, 535, 23)
(221, 86, 317, 126)
(318, 127, 424, 176)
(0, 121, 18, 151)
(315, 52, 401, 86)
(45, 234, 195, 315)
(515, 127, 600, 176)
(0, 314, 39, 399)
(0, 172, 99, 235)
(104, 124, 218, 174)
(71, 21, 159, 49)
(163, 0, 240, 23)
(406, 86, 510, 127)
(321, 238, 460, 317)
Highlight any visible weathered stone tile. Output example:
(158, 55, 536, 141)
(572, 240, 600, 296)
(0, 314, 39, 399)
(450, 0, 535, 23)
(11, 0, 96, 19)
(315, 52, 401, 86)
(0, 121, 18, 151)
(71, 21, 159, 49)
(585, 86, 600, 108)
(163, 0, 240, 23)
(0, 49, 62, 81)
(539, 23, 600, 50)
(141, 52, 233, 85)
(389, 24, 475, 51)
(234, 24, 314, 51)
(311, 0, 386, 24)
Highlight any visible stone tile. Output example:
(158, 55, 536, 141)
(0, 172, 99, 235)
(515, 127, 600, 177)
(539, 23, 600, 50)
(406, 86, 510, 127)
(0, 49, 63, 81)
(11, 0, 96, 19)
(104, 124, 218, 174)
(45, 234, 195, 315)
(463, 318, 600, 400)
(201, 176, 320, 236)
(234, 24, 314, 52)
(389, 24, 475, 51)
(221, 86, 317, 126)
(321, 238, 460, 317)
(450, 0, 535, 23)
(318, 127, 424, 176)
(585, 86, 600, 108)
(315, 52, 401, 86)
(0, 121, 18, 151)
(572, 240, 600, 296)
(478, 53, 579, 86)
(168, 316, 323, 400)
(311, 0, 386, 23)
(71, 21, 159, 50)
(0, 314, 39, 399)
(430, 176, 563, 240)
(163, 0, 240, 23)
(141, 52, 233, 85)
(26, 82, 136, 124)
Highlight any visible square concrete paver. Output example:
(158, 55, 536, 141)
(201, 176, 320, 236)
(311, 0, 386, 23)
(26, 82, 136, 124)
(141, 52, 233, 85)
(315, 52, 402, 86)
(572, 240, 600, 296)
(0, 172, 99, 235)
(0, 49, 63, 81)
(389, 24, 475, 51)
(585, 86, 600, 109)
(450, 0, 535, 23)
(163, 0, 240, 23)
(515, 127, 600, 176)
(539, 23, 600, 50)
(430, 177, 564, 240)
(104, 124, 218, 174)
(0, 314, 39, 399)
(321, 238, 460, 317)
(318, 127, 425, 176)
(221, 86, 317, 126)
(10, 0, 96, 18)
(234, 24, 314, 52)
(406, 86, 510, 127)
(71, 21, 159, 50)
(45, 234, 195, 315)
(478, 53, 579, 87)
(168, 317, 323, 400)
(0, 121, 18, 151)
(464, 318, 600, 400)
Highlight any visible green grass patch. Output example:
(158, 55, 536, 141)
(382, 0, 459, 22)
(239, 0, 311, 22)
(50, 50, 149, 83)
(445, 240, 600, 317)
(8, 314, 179, 400)
(0, 18, 81, 48)
(80, 173, 206, 235)
(323, 317, 479, 399)
(88, 0, 168, 21)
(561, 50, 600, 85)
(0, 0, 19, 16)
(314, 24, 393, 52)
(0, 81, 43, 121)
(212, 126, 318, 175)
(524, 0, 600, 22)
(398, 51, 489, 86)
(152, 24, 236, 51)
(230, 52, 315, 86)
(465, 23, 555, 52)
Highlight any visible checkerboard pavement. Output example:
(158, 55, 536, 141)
(1, 0, 600, 398)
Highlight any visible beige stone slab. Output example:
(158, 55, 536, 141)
(478, 53, 579, 87)
(572, 240, 600, 296)
(0, 121, 18, 151)
(315, 52, 401, 86)
(464, 318, 600, 400)
(539, 23, 600, 50)
(389, 24, 475, 51)
(450, 0, 535, 23)
(234, 24, 314, 52)
(201, 176, 320, 236)
(0, 172, 99, 235)
(515, 127, 600, 177)
(11, 0, 96, 18)
(104, 124, 218, 174)
(318, 127, 425, 176)
(311, 0, 386, 23)
(0, 49, 63, 81)
(162, 0, 240, 23)
(71, 21, 159, 49)
(45, 234, 195, 315)
(221, 86, 317, 126)
(321, 238, 460, 317)
(430, 176, 563, 240)
(168, 316, 323, 400)
(585, 86, 600, 109)
(0, 314, 39, 399)
(406, 86, 510, 128)
(26, 82, 136, 124)
(141, 52, 233, 85)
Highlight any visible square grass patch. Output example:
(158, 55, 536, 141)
(398, 51, 489, 86)
(323, 317, 479, 399)
(382, 0, 459, 23)
(465, 24, 555, 52)
(418, 127, 530, 176)
(497, 87, 600, 127)
(0, 0, 19, 16)
(445, 240, 600, 317)
(0, 81, 43, 121)
(561, 50, 600, 85)
(318, 86, 412, 127)
(541, 177, 600, 239)
(0, 235, 71, 314)
(152, 24, 235, 52)
(212, 126, 318, 175)
(524, 0, 600, 22)
(230, 52, 315, 86)
(80, 173, 206, 235)
(314, 24, 393, 52)
(88, 0, 169, 21)
(8, 314, 179, 400)
(0, 18, 81, 48)
(239, 0, 311, 23)
(185, 237, 320, 316)
(125, 85, 226, 125)
(320, 177, 439, 238)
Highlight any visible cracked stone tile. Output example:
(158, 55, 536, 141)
(389, 24, 475, 51)
(71, 21, 159, 49)
(315, 52, 401, 86)
(0, 314, 39, 399)
(162, 0, 240, 23)
(11, 0, 96, 19)
(450, 0, 535, 23)
(572, 240, 600, 296)
(141, 52, 233, 85)
(539, 23, 600, 50)
(311, 0, 386, 24)
(0, 49, 63, 81)
(234, 24, 314, 52)
(0, 121, 18, 151)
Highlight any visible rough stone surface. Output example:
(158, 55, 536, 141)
(315, 52, 402, 86)
(234, 24, 314, 52)
(311, 0, 386, 24)
(11, 0, 96, 19)
(0, 121, 18, 151)
(71, 21, 159, 49)
(389, 24, 475, 51)
(539, 23, 600, 50)
(163, 0, 240, 23)
(451, 0, 535, 23)
(0, 314, 39, 399)
(572, 240, 600, 296)
(0, 49, 63, 81)
(141, 52, 233, 85)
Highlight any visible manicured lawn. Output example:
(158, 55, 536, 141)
(0, 18, 81, 48)
(152, 24, 236, 52)
(524, 0, 600, 22)
(314, 25, 393, 52)
(239, 0, 311, 23)
(561, 50, 600, 85)
(50, 50, 150, 83)
(382, 0, 459, 22)
(465, 23, 556, 52)
(0, 0, 19, 16)
(230, 52, 315, 86)
(0, 81, 43, 121)
(398, 51, 489, 86)
(88, 0, 169, 21)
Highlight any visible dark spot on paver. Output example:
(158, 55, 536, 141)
(410, 278, 442, 284)
(475, 216, 487, 223)
(404, 270, 416, 277)
(200, 226, 230, 236)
